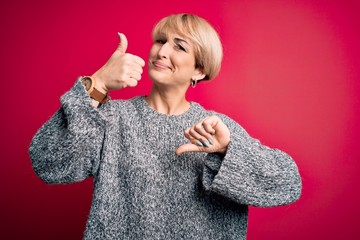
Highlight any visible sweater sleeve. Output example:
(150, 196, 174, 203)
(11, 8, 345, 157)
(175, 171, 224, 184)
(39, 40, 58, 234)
(202, 114, 302, 207)
(29, 79, 108, 184)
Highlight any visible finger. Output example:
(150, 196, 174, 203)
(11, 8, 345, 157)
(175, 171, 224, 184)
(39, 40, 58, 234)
(195, 122, 214, 141)
(133, 55, 146, 67)
(125, 77, 138, 87)
(184, 128, 194, 140)
(131, 64, 144, 74)
(188, 128, 211, 148)
(188, 127, 203, 141)
(184, 129, 208, 148)
(117, 32, 128, 54)
(203, 116, 221, 134)
(184, 131, 199, 148)
(130, 71, 142, 81)
(201, 121, 216, 136)
(176, 143, 203, 155)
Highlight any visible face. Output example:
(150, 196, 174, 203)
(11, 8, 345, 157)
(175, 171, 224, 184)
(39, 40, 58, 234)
(148, 32, 204, 88)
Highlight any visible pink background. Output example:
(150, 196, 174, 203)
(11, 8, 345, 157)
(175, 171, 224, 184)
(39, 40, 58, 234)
(1, 0, 359, 239)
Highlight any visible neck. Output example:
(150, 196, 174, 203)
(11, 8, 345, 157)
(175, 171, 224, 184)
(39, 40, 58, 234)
(145, 84, 190, 115)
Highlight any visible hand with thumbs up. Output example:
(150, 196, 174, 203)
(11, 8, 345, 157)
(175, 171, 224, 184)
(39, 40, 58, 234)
(91, 33, 146, 93)
(176, 115, 231, 155)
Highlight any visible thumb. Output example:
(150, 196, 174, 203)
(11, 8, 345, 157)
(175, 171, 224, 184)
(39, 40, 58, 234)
(176, 143, 201, 155)
(117, 32, 128, 53)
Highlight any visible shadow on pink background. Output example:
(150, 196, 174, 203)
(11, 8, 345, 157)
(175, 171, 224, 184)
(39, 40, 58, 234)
(1, 0, 359, 239)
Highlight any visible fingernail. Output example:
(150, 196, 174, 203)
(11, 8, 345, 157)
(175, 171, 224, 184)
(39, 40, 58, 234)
(196, 140, 203, 147)
(212, 130, 216, 135)
(202, 141, 210, 148)
(208, 138, 213, 145)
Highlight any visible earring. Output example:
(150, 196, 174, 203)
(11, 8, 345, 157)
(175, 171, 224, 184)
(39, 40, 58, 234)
(191, 80, 197, 88)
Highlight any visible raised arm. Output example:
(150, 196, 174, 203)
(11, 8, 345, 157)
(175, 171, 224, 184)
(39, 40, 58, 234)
(29, 33, 145, 183)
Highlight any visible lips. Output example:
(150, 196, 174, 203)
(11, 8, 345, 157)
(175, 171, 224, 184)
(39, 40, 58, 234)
(152, 60, 172, 70)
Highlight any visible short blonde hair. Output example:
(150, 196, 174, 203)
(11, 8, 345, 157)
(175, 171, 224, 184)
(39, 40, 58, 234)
(152, 14, 223, 80)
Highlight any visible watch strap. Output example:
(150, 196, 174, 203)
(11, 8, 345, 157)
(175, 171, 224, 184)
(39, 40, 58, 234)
(89, 87, 109, 104)
(81, 76, 109, 104)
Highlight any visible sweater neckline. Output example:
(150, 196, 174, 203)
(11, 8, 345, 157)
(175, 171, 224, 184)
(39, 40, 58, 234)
(135, 95, 198, 119)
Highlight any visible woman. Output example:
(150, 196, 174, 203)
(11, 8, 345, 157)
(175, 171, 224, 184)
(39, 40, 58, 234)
(30, 14, 302, 239)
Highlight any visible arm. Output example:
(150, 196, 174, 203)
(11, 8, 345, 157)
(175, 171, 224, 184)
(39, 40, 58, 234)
(203, 115, 302, 207)
(29, 80, 107, 184)
(29, 33, 145, 184)
(177, 114, 302, 207)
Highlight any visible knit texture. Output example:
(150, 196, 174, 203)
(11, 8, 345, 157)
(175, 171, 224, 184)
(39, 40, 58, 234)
(29, 79, 302, 239)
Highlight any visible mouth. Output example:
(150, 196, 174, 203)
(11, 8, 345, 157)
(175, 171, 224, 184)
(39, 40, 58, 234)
(151, 60, 173, 71)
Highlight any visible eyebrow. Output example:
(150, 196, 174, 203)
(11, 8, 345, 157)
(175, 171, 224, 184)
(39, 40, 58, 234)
(174, 37, 190, 46)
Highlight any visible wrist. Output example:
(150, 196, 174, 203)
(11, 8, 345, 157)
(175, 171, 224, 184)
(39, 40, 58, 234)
(81, 76, 109, 104)
(217, 146, 228, 156)
(91, 74, 108, 94)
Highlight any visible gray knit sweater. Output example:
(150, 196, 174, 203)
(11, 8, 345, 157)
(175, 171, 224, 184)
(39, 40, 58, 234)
(29, 79, 301, 239)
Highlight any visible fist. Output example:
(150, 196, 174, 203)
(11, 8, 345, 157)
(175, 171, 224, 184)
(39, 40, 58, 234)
(92, 33, 146, 92)
(176, 115, 231, 155)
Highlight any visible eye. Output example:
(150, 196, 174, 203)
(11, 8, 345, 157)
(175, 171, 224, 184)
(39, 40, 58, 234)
(175, 44, 186, 52)
(155, 39, 166, 44)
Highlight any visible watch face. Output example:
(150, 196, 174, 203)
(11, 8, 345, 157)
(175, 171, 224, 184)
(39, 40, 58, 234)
(82, 77, 92, 91)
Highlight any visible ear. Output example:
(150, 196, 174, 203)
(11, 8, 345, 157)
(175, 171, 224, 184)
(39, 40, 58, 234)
(191, 69, 206, 81)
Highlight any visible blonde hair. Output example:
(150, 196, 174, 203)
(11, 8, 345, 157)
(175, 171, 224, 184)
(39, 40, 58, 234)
(152, 14, 223, 80)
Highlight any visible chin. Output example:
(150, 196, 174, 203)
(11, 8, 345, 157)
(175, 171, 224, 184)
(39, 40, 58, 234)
(148, 69, 169, 84)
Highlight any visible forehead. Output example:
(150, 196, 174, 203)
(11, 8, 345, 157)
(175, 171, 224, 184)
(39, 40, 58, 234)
(153, 18, 192, 39)
(154, 28, 188, 39)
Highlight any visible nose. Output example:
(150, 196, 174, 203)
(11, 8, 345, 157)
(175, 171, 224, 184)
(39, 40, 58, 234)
(157, 42, 171, 59)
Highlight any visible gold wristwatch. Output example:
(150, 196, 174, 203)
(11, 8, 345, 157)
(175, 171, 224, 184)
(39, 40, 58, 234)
(81, 76, 108, 104)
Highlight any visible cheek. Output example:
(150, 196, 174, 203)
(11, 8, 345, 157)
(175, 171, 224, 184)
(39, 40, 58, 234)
(176, 57, 196, 72)
(149, 45, 158, 58)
